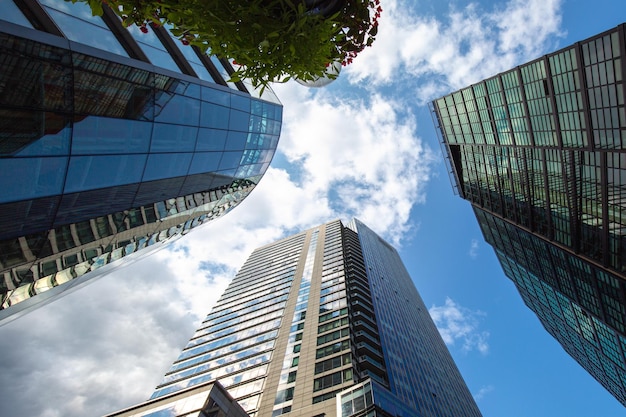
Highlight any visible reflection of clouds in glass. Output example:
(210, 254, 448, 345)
(40, 0, 95, 19)
(43, 7, 129, 56)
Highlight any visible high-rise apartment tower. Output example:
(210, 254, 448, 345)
(108, 219, 482, 417)
(0, 0, 282, 321)
(432, 24, 626, 405)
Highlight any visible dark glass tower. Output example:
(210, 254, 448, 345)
(432, 24, 626, 405)
(0, 1, 282, 321)
(108, 219, 482, 417)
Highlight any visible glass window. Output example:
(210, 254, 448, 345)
(161, 29, 217, 83)
(224, 131, 248, 151)
(73, 117, 152, 154)
(65, 154, 146, 192)
(0, 156, 67, 203)
(196, 128, 227, 151)
(202, 86, 231, 106)
(8, 112, 71, 157)
(42, 5, 128, 57)
(231, 94, 251, 112)
(155, 94, 201, 125)
(200, 102, 230, 129)
(0, 1, 33, 28)
(229, 109, 251, 132)
(151, 124, 198, 152)
(218, 151, 243, 170)
(143, 153, 193, 181)
(126, 24, 180, 72)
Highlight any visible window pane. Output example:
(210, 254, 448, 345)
(151, 124, 198, 152)
(143, 153, 193, 181)
(0, 157, 67, 203)
(73, 117, 151, 154)
(65, 154, 147, 192)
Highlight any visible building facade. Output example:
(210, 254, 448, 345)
(108, 219, 482, 417)
(0, 0, 282, 321)
(432, 24, 626, 405)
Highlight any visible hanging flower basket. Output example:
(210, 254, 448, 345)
(73, 0, 382, 90)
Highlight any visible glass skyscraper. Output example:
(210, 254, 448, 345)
(432, 24, 626, 405)
(107, 219, 482, 417)
(0, 1, 282, 321)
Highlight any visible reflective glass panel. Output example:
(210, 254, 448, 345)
(143, 153, 193, 181)
(196, 128, 227, 151)
(200, 102, 230, 129)
(151, 124, 198, 152)
(0, 157, 67, 203)
(65, 154, 147, 192)
(42, 6, 128, 57)
(72, 117, 152, 154)
(155, 94, 201, 125)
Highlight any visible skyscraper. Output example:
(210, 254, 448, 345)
(107, 219, 482, 417)
(432, 24, 626, 405)
(0, 1, 282, 321)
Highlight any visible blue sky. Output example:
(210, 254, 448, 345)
(1, 1, 626, 416)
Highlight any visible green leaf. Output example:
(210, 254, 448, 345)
(87, 0, 103, 16)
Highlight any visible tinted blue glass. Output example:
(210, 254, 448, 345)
(196, 128, 227, 151)
(251, 100, 264, 116)
(229, 109, 250, 132)
(161, 25, 217, 85)
(271, 120, 282, 135)
(0, 1, 33, 28)
(188, 62, 216, 83)
(155, 94, 201, 126)
(0, 157, 67, 203)
(200, 102, 229, 129)
(218, 151, 243, 170)
(188, 152, 222, 175)
(249, 115, 265, 133)
(143, 153, 193, 181)
(42, 7, 128, 57)
(73, 117, 151, 154)
(240, 149, 259, 165)
(201, 86, 231, 107)
(15, 122, 71, 157)
(231, 94, 251, 112)
(235, 164, 264, 178)
(224, 131, 247, 151)
(171, 81, 201, 99)
(218, 168, 237, 177)
(65, 155, 146, 192)
(127, 24, 180, 72)
(274, 105, 283, 120)
(151, 124, 198, 152)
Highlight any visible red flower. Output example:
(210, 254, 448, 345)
(181, 38, 190, 45)
(140, 25, 148, 33)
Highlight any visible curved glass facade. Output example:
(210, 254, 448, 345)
(0, 2, 282, 321)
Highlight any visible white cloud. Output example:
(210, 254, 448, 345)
(347, 0, 564, 99)
(469, 238, 479, 259)
(271, 82, 435, 245)
(474, 384, 495, 401)
(429, 297, 490, 355)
